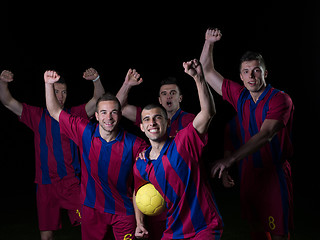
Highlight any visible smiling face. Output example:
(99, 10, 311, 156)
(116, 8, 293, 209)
(158, 84, 182, 116)
(240, 60, 268, 101)
(140, 106, 169, 143)
(95, 100, 121, 135)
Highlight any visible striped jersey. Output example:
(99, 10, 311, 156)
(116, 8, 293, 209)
(135, 107, 195, 137)
(222, 79, 294, 234)
(134, 123, 223, 239)
(222, 79, 294, 167)
(19, 103, 87, 184)
(59, 110, 148, 215)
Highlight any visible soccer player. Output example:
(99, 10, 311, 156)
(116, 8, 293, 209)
(117, 69, 195, 138)
(117, 69, 196, 239)
(134, 59, 223, 240)
(44, 70, 149, 240)
(0, 68, 105, 240)
(200, 28, 294, 240)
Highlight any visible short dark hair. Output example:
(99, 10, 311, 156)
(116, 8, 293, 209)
(96, 92, 121, 112)
(159, 77, 182, 96)
(239, 51, 266, 71)
(141, 103, 168, 120)
(56, 75, 66, 84)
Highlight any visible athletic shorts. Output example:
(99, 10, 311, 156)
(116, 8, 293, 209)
(240, 160, 293, 236)
(161, 227, 223, 240)
(81, 205, 136, 240)
(36, 176, 81, 231)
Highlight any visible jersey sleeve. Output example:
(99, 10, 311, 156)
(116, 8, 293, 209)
(19, 103, 43, 131)
(70, 104, 88, 119)
(133, 161, 149, 193)
(174, 123, 208, 163)
(222, 79, 245, 110)
(59, 110, 90, 145)
(266, 91, 294, 126)
(134, 106, 142, 127)
(132, 137, 149, 160)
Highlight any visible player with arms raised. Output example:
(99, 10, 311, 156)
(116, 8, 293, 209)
(200, 28, 294, 240)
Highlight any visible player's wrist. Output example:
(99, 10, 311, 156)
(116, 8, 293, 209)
(92, 75, 100, 82)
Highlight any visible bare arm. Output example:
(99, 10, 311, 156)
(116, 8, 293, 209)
(82, 68, 105, 117)
(0, 70, 23, 117)
(133, 190, 149, 239)
(116, 69, 143, 122)
(211, 119, 284, 178)
(44, 71, 62, 121)
(200, 28, 224, 96)
(183, 59, 216, 135)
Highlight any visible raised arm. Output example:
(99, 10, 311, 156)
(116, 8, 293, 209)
(116, 68, 143, 122)
(44, 70, 63, 121)
(0, 70, 23, 117)
(183, 59, 215, 135)
(200, 28, 224, 95)
(82, 67, 105, 117)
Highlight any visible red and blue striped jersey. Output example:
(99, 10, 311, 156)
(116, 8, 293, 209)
(59, 110, 148, 215)
(222, 79, 294, 235)
(20, 103, 87, 184)
(222, 79, 294, 167)
(134, 123, 223, 239)
(135, 107, 195, 137)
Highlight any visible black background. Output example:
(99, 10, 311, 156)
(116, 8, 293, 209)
(0, 1, 319, 238)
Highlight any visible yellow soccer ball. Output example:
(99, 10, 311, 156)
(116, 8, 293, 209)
(136, 183, 165, 216)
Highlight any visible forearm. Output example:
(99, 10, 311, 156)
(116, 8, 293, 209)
(92, 78, 105, 100)
(133, 190, 145, 226)
(116, 82, 138, 122)
(116, 82, 132, 109)
(0, 81, 23, 116)
(200, 40, 215, 71)
(200, 40, 224, 95)
(197, 76, 216, 118)
(228, 129, 276, 165)
(193, 75, 215, 134)
(45, 83, 62, 121)
(84, 79, 105, 117)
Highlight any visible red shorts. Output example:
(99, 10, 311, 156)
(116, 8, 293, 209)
(36, 176, 81, 231)
(240, 160, 293, 236)
(161, 227, 223, 240)
(81, 205, 136, 240)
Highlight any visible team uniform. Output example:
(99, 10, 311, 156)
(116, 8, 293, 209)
(134, 123, 223, 240)
(58, 110, 148, 240)
(222, 79, 294, 236)
(19, 103, 86, 231)
(135, 106, 195, 239)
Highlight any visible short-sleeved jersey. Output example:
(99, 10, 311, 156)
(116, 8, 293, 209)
(224, 115, 243, 154)
(135, 107, 195, 137)
(222, 79, 294, 167)
(222, 79, 294, 234)
(19, 103, 87, 184)
(59, 110, 148, 215)
(134, 123, 223, 239)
